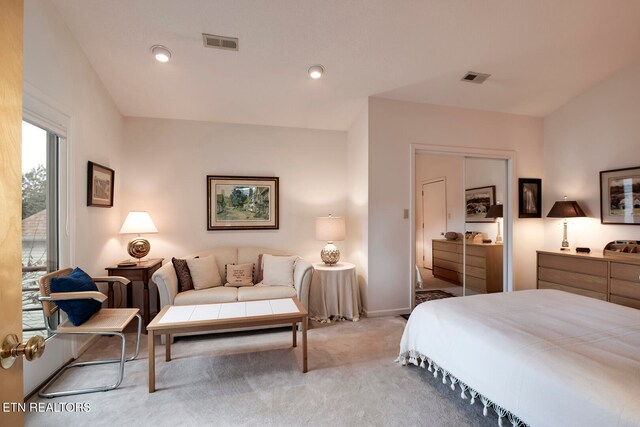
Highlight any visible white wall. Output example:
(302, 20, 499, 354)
(415, 154, 463, 266)
(121, 118, 348, 266)
(368, 97, 544, 316)
(544, 58, 640, 250)
(346, 104, 369, 309)
(23, 0, 125, 395)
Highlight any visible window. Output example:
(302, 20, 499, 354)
(22, 120, 59, 339)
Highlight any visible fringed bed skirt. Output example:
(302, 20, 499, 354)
(396, 351, 528, 427)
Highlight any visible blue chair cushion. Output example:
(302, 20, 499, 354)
(50, 268, 103, 326)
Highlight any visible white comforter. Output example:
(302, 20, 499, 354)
(399, 289, 640, 427)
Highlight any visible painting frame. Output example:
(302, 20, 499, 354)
(207, 175, 279, 230)
(600, 166, 640, 225)
(518, 178, 542, 218)
(87, 161, 114, 207)
(465, 185, 496, 223)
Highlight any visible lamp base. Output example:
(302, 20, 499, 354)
(128, 238, 151, 260)
(321, 242, 340, 265)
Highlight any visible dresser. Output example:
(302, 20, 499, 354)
(536, 250, 640, 309)
(432, 239, 503, 293)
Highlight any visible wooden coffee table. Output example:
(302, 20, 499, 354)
(146, 297, 308, 392)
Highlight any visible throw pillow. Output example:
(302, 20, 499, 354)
(256, 254, 264, 283)
(172, 257, 194, 292)
(260, 254, 297, 287)
(224, 263, 254, 287)
(50, 267, 102, 326)
(186, 255, 222, 290)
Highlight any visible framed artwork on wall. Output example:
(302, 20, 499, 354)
(207, 175, 279, 230)
(600, 166, 640, 225)
(465, 185, 496, 223)
(87, 161, 114, 207)
(518, 178, 542, 218)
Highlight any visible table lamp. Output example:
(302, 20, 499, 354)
(485, 203, 503, 244)
(119, 211, 158, 265)
(315, 214, 346, 265)
(547, 196, 585, 250)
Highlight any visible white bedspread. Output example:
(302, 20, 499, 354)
(399, 289, 640, 426)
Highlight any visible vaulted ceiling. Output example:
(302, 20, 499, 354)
(51, 0, 640, 130)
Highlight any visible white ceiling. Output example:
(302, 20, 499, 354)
(51, 0, 640, 131)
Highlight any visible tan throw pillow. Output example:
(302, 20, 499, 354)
(260, 254, 297, 287)
(186, 256, 222, 290)
(224, 263, 254, 287)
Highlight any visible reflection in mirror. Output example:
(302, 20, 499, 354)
(463, 157, 507, 296)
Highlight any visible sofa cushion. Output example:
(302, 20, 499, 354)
(224, 263, 254, 287)
(187, 256, 222, 290)
(174, 286, 238, 305)
(237, 285, 297, 301)
(261, 254, 297, 287)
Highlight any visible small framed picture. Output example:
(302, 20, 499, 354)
(465, 185, 496, 223)
(600, 166, 640, 225)
(207, 175, 279, 230)
(518, 178, 542, 218)
(87, 161, 114, 207)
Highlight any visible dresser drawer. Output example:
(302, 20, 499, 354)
(433, 249, 458, 263)
(465, 255, 485, 268)
(610, 295, 640, 310)
(465, 275, 486, 293)
(433, 241, 457, 253)
(610, 262, 640, 282)
(433, 258, 459, 272)
(538, 254, 607, 277)
(433, 266, 459, 283)
(464, 245, 486, 257)
(538, 280, 607, 301)
(538, 267, 607, 293)
(610, 279, 640, 300)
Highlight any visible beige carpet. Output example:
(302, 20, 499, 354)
(26, 317, 498, 427)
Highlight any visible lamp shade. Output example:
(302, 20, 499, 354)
(485, 204, 503, 219)
(315, 215, 346, 241)
(547, 201, 586, 218)
(119, 211, 158, 234)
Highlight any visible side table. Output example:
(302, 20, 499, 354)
(309, 262, 361, 322)
(106, 258, 163, 331)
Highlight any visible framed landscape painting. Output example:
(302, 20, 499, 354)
(600, 166, 640, 225)
(518, 178, 542, 218)
(87, 161, 114, 207)
(207, 176, 279, 230)
(465, 185, 496, 223)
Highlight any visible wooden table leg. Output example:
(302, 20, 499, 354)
(143, 279, 150, 332)
(165, 334, 171, 361)
(107, 282, 114, 308)
(292, 322, 297, 348)
(148, 331, 155, 393)
(302, 316, 308, 373)
(127, 282, 133, 309)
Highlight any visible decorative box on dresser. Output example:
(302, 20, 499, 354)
(536, 250, 640, 309)
(432, 239, 503, 293)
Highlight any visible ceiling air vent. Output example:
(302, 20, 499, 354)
(461, 71, 491, 84)
(202, 33, 239, 51)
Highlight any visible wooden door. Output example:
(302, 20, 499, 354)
(0, 1, 25, 425)
(422, 179, 447, 269)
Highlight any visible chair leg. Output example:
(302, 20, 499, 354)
(38, 319, 142, 399)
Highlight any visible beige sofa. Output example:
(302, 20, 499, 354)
(152, 246, 314, 312)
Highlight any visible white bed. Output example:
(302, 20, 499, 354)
(398, 289, 640, 427)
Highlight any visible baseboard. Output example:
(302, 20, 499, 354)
(24, 357, 74, 401)
(364, 307, 411, 317)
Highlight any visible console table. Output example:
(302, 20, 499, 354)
(106, 258, 163, 330)
(309, 262, 361, 322)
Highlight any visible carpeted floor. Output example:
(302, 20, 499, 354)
(25, 317, 499, 427)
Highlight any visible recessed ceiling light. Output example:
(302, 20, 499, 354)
(151, 45, 172, 63)
(308, 65, 325, 79)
